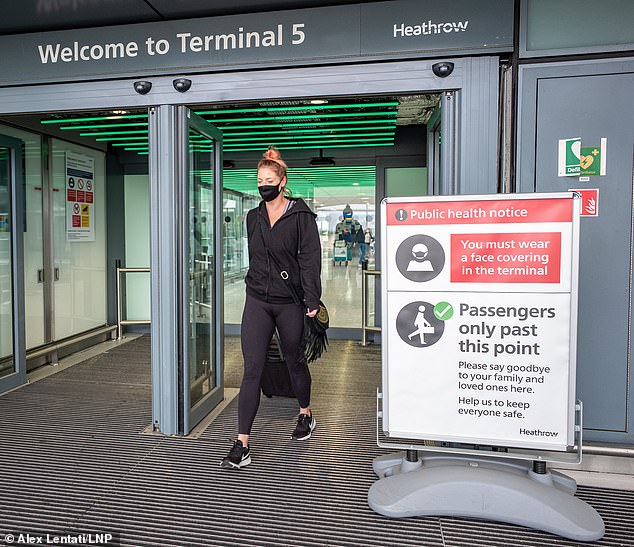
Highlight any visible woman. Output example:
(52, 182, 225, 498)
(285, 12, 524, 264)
(221, 146, 322, 470)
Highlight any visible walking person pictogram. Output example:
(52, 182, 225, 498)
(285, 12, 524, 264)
(408, 305, 435, 344)
(396, 301, 445, 348)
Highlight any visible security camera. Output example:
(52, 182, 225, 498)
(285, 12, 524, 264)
(133, 81, 152, 95)
(173, 78, 192, 92)
(432, 62, 454, 78)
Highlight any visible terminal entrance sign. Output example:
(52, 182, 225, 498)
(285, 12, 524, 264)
(381, 194, 580, 451)
(0, 0, 513, 86)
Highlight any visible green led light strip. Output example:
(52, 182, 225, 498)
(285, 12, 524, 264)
(223, 167, 377, 193)
(198, 136, 394, 147)
(41, 114, 148, 124)
(223, 142, 393, 152)
(195, 166, 376, 173)
(225, 171, 378, 177)
(203, 132, 395, 143)
(79, 130, 148, 137)
(184, 133, 392, 143)
(194, 102, 398, 115)
(220, 119, 397, 131)
(96, 136, 149, 142)
(216, 125, 394, 137)
(210, 130, 395, 139)
(134, 142, 393, 155)
(215, 181, 374, 185)
(113, 142, 147, 147)
(219, 180, 375, 186)
(104, 134, 393, 144)
(222, 167, 376, 174)
(60, 122, 149, 131)
(205, 111, 396, 123)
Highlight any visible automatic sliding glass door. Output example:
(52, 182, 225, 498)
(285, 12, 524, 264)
(185, 112, 223, 429)
(149, 106, 223, 435)
(0, 136, 26, 394)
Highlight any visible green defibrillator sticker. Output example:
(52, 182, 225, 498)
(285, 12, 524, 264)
(558, 137, 581, 176)
(580, 145, 601, 176)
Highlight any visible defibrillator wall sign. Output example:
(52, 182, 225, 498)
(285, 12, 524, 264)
(381, 193, 580, 451)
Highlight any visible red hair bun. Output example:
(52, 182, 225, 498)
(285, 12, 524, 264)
(260, 145, 288, 172)
(264, 145, 282, 161)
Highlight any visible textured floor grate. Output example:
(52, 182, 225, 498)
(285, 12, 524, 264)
(0, 335, 632, 546)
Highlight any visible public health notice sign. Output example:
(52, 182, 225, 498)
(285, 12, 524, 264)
(65, 152, 95, 242)
(381, 193, 580, 451)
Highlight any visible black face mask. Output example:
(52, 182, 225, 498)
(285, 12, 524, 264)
(258, 183, 282, 202)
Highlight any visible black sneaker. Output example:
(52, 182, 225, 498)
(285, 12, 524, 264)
(220, 439, 251, 469)
(291, 413, 316, 440)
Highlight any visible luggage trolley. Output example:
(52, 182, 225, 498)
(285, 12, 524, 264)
(333, 239, 351, 266)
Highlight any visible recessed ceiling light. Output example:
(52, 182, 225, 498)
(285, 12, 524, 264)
(111, 110, 129, 115)
(309, 99, 328, 105)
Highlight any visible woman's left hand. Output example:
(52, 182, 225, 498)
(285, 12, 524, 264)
(306, 308, 318, 318)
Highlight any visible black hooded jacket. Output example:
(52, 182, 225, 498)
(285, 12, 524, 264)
(245, 198, 322, 311)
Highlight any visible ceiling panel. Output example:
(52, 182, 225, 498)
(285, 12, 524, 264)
(0, 1, 160, 35)
(0, 1, 377, 35)
(147, 0, 369, 19)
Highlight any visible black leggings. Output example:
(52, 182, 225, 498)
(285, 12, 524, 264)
(238, 295, 311, 435)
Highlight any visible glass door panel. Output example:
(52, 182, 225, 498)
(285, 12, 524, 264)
(0, 125, 44, 349)
(181, 108, 223, 431)
(223, 191, 258, 326)
(0, 136, 26, 393)
(188, 129, 215, 409)
(0, 147, 14, 377)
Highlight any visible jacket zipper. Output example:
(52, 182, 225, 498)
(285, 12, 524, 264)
(260, 203, 294, 302)
(261, 211, 271, 302)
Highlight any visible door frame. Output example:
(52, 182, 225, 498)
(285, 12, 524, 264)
(0, 135, 26, 394)
(0, 58, 499, 195)
(0, 56, 501, 427)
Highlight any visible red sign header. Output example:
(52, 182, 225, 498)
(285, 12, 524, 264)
(387, 198, 573, 226)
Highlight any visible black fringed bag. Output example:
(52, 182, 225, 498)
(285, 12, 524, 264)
(259, 217, 328, 364)
(303, 302, 329, 363)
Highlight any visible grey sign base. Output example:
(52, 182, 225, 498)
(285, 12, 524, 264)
(368, 452, 604, 542)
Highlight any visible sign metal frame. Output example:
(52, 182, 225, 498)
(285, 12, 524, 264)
(379, 192, 582, 464)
